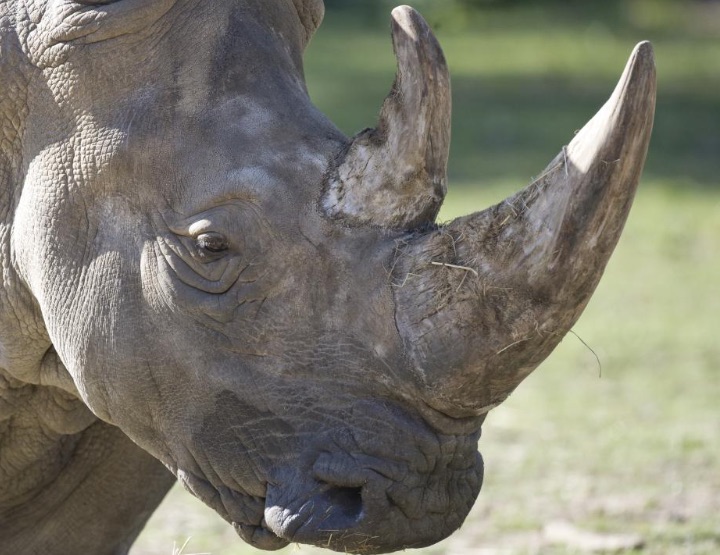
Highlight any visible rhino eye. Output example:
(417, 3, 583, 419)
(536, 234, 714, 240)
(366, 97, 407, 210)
(196, 232, 229, 254)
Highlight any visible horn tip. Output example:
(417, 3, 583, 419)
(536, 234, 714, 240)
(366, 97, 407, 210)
(633, 40, 654, 60)
(390, 5, 429, 38)
(630, 40, 656, 77)
(601, 41, 656, 120)
(389, 4, 447, 73)
(391, 5, 418, 20)
(627, 40, 656, 81)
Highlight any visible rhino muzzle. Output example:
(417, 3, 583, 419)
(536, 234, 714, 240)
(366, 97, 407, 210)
(323, 7, 656, 417)
(182, 398, 484, 554)
(261, 406, 483, 554)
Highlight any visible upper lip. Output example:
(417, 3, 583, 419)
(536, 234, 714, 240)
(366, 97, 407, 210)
(416, 398, 487, 434)
(233, 520, 289, 550)
(312, 451, 404, 484)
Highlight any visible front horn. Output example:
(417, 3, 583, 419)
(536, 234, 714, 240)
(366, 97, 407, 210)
(322, 6, 451, 230)
(393, 42, 657, 416)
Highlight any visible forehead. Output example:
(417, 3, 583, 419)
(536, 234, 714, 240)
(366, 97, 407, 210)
(33, 1, 305, 97)
(23, 0, 345, 208)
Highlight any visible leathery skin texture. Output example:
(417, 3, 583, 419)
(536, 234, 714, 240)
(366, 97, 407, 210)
(0, 1, 654, 554)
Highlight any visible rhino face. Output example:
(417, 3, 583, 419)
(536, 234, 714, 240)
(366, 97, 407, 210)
(5, 0, 655, 553)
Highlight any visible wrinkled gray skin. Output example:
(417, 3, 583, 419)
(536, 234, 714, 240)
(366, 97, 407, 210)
(0, 1, 655, 554)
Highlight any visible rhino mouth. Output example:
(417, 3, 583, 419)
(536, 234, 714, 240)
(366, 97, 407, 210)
(222, 488, 290, 551)
(233, 520, 289, 551)
(261, 465, 483, 554)
(211, 481, 370, 552)
(177, 469, 289, 550)
(178, 426, 482, 554)
(176, 467, 371, 551)
(177, 396, 483, 553)
(259, 435, 483, 554)
(264, 481, 367, 543)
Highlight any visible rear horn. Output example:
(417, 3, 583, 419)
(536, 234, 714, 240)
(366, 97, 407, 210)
(393, 42, 657, 416)
(322, 6, 451, 230)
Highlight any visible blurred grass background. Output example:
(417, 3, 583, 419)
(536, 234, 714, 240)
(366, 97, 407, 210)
(133, 1, 720, 554)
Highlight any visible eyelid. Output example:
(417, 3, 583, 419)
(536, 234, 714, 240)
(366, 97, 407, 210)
(188, 219, 215, 236)
(157, 236, 240, 293)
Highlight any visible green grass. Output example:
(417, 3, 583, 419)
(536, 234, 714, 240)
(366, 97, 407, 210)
(132, 2, 719, 554)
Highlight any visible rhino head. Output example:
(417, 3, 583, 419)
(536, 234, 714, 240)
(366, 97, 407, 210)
(1, 0, 655, 553)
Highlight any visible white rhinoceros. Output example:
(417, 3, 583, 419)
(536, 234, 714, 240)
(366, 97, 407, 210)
(0, 1, 655, 554)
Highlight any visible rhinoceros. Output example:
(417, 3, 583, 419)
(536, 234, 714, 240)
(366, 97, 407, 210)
(0, 1, 655, 554)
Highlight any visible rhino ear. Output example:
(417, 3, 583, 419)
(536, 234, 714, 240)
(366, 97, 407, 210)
(292, 0, 325, 46)
(322, 6, 451, 230)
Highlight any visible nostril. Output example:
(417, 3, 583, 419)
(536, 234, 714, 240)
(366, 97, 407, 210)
(264, 480, 368, 544)
(322, 486, 364, 523)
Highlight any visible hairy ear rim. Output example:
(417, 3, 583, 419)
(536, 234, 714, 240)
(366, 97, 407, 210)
(291, 0, 325, 47)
